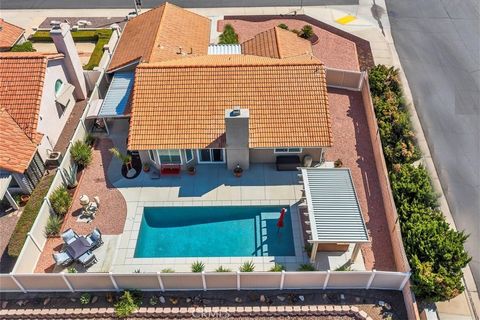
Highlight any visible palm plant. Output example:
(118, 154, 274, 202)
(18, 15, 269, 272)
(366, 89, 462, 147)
(191, 261, 205, 272)
(300, 25, 314, 39)
(239, 261, 255, 272)
(70, 140, 92, 167)
(109, 147, 132, 170)
(49, 186, 72, 216)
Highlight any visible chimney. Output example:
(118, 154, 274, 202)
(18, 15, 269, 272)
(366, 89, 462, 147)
(50, 23, 87, 100)
(225, 107, 249, 170)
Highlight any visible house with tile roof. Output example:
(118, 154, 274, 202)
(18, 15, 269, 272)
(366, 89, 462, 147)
(0, 19, 26, 51)
(0, 28, 87, 202)
(100, 2, 331, 174)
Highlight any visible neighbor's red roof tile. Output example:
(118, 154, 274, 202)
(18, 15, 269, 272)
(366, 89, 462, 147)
(0, 19, 25, 50)
(128, 54, 331, 150)
(108, 2, 211, 72)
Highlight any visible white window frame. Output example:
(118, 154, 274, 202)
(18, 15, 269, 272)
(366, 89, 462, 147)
(196, 149, 226, 164)
(185, 149, 194, 163)
(148, 150, 156, 163)
(274, 148, 303, 154)
(156, 149, 183, 165)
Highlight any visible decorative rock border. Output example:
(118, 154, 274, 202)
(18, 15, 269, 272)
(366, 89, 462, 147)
(0, 304, 374, 319)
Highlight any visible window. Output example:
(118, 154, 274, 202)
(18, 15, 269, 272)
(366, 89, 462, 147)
(197, 149, 225, 163)
(274, 148, 302, 153)
(156, 149, 182, 164)
(185, 149, 193, 163)
(54, 79, 63, 96)
(148, 150, 156, 163)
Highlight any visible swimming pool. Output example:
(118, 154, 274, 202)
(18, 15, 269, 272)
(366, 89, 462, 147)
(134, 206, 295, 258)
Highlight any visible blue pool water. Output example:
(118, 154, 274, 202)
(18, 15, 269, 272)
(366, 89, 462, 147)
(134, 206, 295, 258)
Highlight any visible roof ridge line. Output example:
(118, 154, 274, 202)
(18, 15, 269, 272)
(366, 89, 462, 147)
(144, 5, 167, 62)
(273, 26, 283, 59)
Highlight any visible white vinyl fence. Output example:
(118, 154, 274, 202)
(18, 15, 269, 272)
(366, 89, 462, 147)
(11, 29, 120, 274)
(325, 67, 364, 91)
(1, 270, 410, 293)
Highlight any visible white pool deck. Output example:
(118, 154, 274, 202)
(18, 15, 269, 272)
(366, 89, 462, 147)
(103, 120, 365, 272)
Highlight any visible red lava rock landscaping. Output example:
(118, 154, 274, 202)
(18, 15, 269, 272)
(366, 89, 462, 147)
(219, 17, 360, 71)
(35, 138, 127, 273)
(326, 88, 396, 271)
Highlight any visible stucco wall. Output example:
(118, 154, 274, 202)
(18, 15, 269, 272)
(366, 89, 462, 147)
(250, 148, 323, 164)
(36, 59, 75, 161)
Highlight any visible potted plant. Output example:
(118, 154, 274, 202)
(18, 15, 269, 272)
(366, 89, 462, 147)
(109, 147, 135, 177)
(334, 159, 343, 168)
(143, 163, 150, 172)
(187, 166, 196, 175)
(233, 164, 243, 177)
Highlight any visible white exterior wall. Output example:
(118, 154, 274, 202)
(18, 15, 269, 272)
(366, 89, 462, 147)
(36, 59, 75, 161)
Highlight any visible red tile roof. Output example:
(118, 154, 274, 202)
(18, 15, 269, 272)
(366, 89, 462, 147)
(108, 2, 211, 72)
(241, 27, 313, 59)
(0, 19, 25, 50)
(128, 54, 331, 150)
(0, 52, 62, 173)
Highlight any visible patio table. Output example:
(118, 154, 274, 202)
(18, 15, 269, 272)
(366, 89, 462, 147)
(66, 237, 92, 260)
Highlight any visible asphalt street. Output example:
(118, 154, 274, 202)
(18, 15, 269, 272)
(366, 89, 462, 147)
(0, 0, 356, 9)
(386, 0, 480, 288)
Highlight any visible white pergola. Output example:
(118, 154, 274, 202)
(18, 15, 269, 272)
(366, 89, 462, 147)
(300, 167, 369, 263)
(0, 172, 18, 210)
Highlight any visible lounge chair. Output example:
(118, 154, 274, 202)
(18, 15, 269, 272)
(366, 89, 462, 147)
(86, 228, 103, 249)
(61, 228, 79, 245)
(78, 251, 97, 268)
(53, 251, 73, 267)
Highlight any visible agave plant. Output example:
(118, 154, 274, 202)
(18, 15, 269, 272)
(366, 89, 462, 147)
(215, 266, 232, 272)
(191, 261, 205, 273)
(239, 261, 255, 272)
(63, 163, 78, 189)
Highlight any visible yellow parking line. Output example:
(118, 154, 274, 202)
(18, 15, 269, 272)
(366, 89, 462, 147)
(336, 15, 357, 25)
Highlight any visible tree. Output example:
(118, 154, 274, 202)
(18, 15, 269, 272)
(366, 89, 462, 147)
(219, 24, 239, 44)
(299, 25, 314, 39)
(10, 41, 36, 52)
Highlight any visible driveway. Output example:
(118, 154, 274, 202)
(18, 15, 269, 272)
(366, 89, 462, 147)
(386, 0, 480, 287)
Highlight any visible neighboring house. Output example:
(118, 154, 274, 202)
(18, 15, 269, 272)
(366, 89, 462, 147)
(99, 2, 331, 172)
(0, 19, 26, 51)
(0, 25, 87, 203)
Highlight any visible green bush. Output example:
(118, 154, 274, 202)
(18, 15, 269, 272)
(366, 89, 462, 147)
(239, 261, 255, 272)
(269, 263, 285, 272)
(70, 140, 93, 167)
(191, 261, 205, 272)
(114, 291, 141, 318)
(299, 25, 314, 39)
(49, 186, 72, 216)
(369, 65, 471, 302)
(161, 268, 174, 273)
(278, 23, 289, 30)
(29, 29, 113, 70)
(298, 263, 315, 271)
(219, 24, 239, 44)
(10, 41, 36, 52)
(8, 175, 54, 257)
(80, 293, 91, 305)
(45, 215, 63, 236)
(215, 266, 232, 272)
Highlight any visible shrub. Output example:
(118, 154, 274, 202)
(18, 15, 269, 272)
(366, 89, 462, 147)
(219, 24, 239, 44)
(335, 263, 353, 271)
(63, 162, 78, 189)
(300, 25, 314, 39)
(114, 290, 141, 318)
(278, 23, 289, 30)
(161, 268, 174, 273)
(239, 261, 255, 272)
(67, 267, 77, 273)
(191, 261, 205, 272)
(45, 215, 62, 236)
(80, 293, 91, 305)
(10, 41, 36, 52)
(49, 186, 72, 216)
(84, 133, 95, 146)
(298, 263, 315, 271)
(70, 140, 93, 167)
(269, 264, 285, 272)
(215, 266, 232, 272)
(8, 175, 54, 257)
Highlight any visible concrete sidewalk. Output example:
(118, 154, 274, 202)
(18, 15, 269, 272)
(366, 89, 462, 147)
(2, 2, 478, 319)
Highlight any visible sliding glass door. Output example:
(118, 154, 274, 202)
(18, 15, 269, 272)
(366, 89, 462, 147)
(197, 149, 225, 163)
